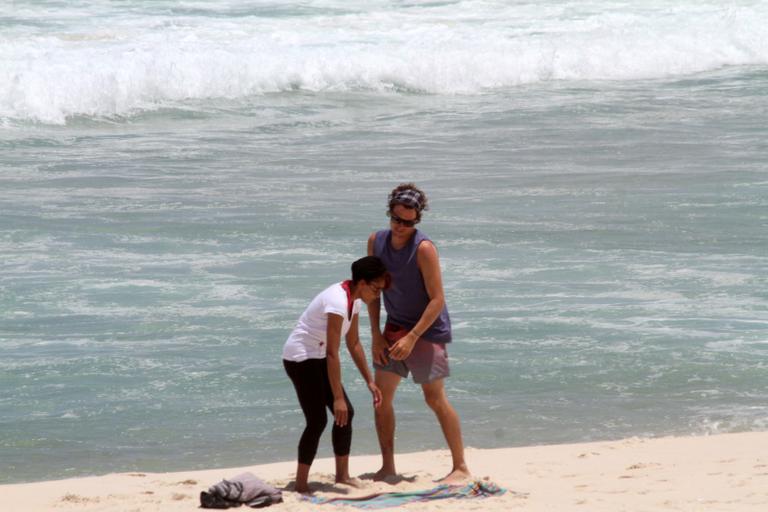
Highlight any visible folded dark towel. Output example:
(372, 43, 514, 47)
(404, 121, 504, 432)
(201, 472, 283, 509)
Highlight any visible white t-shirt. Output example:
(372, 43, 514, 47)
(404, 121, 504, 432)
(282, 281, 363, 362)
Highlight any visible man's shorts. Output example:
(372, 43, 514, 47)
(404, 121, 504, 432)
(373, 322, 450, 384)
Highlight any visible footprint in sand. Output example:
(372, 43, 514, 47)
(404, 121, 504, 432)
(626, 462, 661, 471)
(60, 494, 100, 504)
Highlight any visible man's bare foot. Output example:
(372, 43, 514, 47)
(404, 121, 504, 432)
(437, 466, 472, 484)
(336, 476, 363, 488)
(373, 467, 397, 482)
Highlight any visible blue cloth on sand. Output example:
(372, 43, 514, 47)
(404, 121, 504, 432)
(305, 480, 506, 509)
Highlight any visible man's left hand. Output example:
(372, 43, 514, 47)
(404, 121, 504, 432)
(388, 332, 418, 361)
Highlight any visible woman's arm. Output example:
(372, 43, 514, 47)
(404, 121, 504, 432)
(346, 315, 382, 408)
(366, 232, 389, 365)
(326, 313, 349, 426)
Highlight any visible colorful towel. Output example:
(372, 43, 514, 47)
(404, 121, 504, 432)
(305, 481, 506, 509)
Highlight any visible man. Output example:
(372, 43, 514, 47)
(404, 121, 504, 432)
(366, 183, 471, 483)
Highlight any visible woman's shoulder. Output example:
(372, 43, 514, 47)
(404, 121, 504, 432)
(320, 281, 346, 298)
(318, 282, 348, 309)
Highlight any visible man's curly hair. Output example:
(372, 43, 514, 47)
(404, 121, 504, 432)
(387, 183, 429, 222)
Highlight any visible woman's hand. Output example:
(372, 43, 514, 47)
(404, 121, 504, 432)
(368, 381, 383, 408)
(371, 331, 389, 366)
(388, 332, 418, 361)
(333, 397, 349, 427)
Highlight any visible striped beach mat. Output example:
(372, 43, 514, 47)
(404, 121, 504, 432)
(305, 480, 506, 509)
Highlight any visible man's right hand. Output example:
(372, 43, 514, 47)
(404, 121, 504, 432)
(371, 332, 389, 366)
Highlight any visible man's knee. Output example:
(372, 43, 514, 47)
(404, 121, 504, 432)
(424, 390, 449, 413)
(375, 400, 394, 419)
(373, 393, 395, 417)
(378, 391, 396, 409)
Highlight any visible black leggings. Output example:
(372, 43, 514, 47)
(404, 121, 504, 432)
(283, 358, 354, 465)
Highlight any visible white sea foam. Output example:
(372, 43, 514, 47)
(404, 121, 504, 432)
(694, 408, 768, 435)
(84, 279, 167, 290)
(2, 0, 767, 123)
(628, 264, 755, 287)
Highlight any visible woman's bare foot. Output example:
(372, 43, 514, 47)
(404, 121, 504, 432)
(294, 463, 311, 493)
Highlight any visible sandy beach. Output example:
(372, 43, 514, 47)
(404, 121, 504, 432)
(2, 431, 766, 511)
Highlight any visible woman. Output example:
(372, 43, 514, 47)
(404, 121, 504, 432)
(282, 256, 388, 493)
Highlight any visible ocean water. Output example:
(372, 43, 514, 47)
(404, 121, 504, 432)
(1, 0, 767, 485)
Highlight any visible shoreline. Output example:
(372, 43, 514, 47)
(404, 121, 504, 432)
(3, 431, 767, 511)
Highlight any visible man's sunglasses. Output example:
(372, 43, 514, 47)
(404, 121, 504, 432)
(390, 214, 419, 228)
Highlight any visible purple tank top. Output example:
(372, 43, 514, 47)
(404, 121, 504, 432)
(373, 229, 452, 343)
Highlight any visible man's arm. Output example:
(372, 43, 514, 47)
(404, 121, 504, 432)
(412, 240, 445, 334)
(388, 241, 444, 361)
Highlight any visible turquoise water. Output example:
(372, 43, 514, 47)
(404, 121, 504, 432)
(2, 1, 768, 484)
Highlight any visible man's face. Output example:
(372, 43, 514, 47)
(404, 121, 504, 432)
(390, 204, 418, 236)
